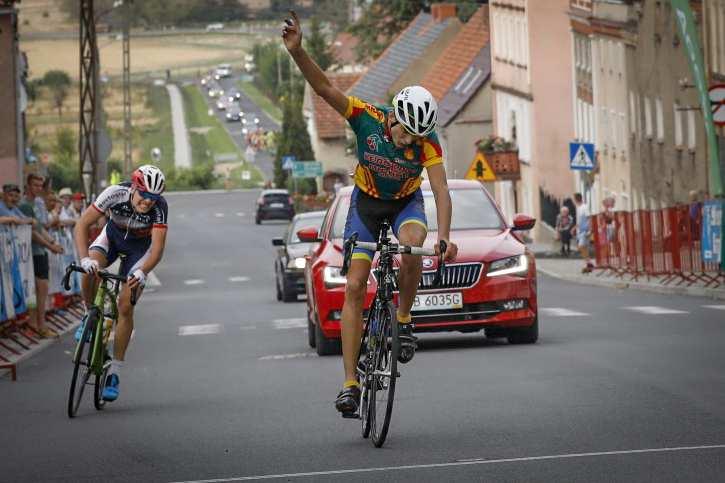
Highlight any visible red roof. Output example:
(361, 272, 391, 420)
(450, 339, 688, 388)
(421, 5, 490, 102)
(312, 72, 361, 139)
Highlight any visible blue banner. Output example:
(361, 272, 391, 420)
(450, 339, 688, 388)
(701, 200, 723, 264)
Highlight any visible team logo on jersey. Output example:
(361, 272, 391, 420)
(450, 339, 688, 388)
(364, 104, 385, 123)
(366, 134, 381, 152)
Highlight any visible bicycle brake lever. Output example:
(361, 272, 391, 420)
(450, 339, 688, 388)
(341, 232, 358, 276)
(432, 240, 447, 287)
(62, 263, 74, 291)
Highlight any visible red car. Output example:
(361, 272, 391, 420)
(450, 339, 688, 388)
(300, 180, 538, 355)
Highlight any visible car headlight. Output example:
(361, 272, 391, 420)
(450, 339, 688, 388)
(323, 266, 347, 287)
(287, 257, 306, 270)
(487, 254, 528, 277)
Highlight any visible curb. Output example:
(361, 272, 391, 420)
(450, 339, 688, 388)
(537, 266, 725, 301)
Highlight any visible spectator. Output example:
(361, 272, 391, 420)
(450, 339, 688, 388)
(58, 187, 78, 228)
(688, 190, 703, 241)
(18, 174, 64, 339)
(71, 192, 86, 215)
(572, 192, 594, 273)
(0, 183, 33, 226)
(602, 196, 616, 243)
(555, 206, 573, 257)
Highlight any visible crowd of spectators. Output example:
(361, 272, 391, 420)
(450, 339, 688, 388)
(0, 174, 88, 339)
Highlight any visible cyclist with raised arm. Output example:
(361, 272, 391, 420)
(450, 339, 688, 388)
(282, 11, 458, 417)
(73, 165, 168, 402)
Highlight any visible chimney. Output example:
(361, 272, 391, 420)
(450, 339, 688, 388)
(431, 3, 457, 22)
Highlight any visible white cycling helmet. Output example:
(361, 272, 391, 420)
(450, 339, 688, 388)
(132, 164, 166, 197)
(392, 85, 438, 137)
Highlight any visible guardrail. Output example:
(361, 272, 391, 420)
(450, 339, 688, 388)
(591, 203, 724, 287)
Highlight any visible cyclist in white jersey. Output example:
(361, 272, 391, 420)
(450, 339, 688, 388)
(73, 165, 168, 402)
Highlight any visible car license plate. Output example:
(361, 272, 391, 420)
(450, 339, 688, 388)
(270, 202, 284, 208)
(412, 292, 462, 312)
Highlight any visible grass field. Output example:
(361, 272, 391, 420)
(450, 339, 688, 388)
(182, 84, 240, 163)
(237, 81, 282, 124)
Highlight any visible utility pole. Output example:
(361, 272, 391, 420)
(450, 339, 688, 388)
(122, 0, 132, 176)
(79, 0, 98, 199)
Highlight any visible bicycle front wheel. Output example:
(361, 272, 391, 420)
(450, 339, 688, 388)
(370, 301, 398, 448)
(67, 309, 97, 418)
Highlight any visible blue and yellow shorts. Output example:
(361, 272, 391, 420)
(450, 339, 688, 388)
(343, 186, 427, 263)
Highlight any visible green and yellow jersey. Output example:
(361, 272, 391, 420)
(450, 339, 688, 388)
(344, 96, 443, 200)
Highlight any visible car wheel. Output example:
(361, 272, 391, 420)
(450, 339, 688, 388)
(255, 216, 261, 225)
(485, 328, 507, 339)
(275, 271, 282, 301)
(307, 311, 316, 348)
(507, 315, 539, 344)
(315, 319, 340, 356)
(281, 276, 296, 302)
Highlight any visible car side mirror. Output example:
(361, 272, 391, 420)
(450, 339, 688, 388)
(272, 237, 285, 246)
(297, 227, 320, 243)
(511, 214, 536, 231)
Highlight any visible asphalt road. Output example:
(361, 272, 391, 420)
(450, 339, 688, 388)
(3, 190, 725, 482)
(203, 75, 280, 181)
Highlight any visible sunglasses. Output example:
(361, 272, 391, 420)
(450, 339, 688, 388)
(137, 190, 160, 201)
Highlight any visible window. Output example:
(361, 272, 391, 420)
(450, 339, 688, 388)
(687, 109, 696, 150)
(644, 97, 653, 139)
(655, 98, 664, 141)
(674, 102, 683, 147)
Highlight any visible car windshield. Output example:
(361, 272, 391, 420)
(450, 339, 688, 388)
(330, 188, 503, 238)
(264, 193, 289, 204)
(288, 214, 325, 244)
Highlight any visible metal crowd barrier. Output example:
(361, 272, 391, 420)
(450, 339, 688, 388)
(591, 203, 724, 287)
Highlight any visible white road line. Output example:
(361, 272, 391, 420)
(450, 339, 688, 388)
(178, 324, 221, 336)
(214, 213, 225, 218)
(272, 318, 307, 329)
(170, 444, 725, 482)
(258, 352, 317, 361)
(625, 306, 688, 315)
(540, 307, 590, 317)
(240, 326, 257, 331)
(236, 212, 245, 217)
(228, 276, 250, 282)
(703, 305, 725, 311)
(184, 279, 205, 286)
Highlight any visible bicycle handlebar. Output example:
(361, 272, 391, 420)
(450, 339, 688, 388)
(353, 241, 436, 256)
(63, 263, 138, 306)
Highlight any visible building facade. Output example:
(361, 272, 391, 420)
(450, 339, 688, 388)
(490, 0, 575, 238)
(0, 4, 22, 186)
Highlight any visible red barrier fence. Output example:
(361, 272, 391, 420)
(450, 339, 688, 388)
(591, 204, 724, 287)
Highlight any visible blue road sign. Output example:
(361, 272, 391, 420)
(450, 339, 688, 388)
(282, 155, 296, 170)
(702, 200, 722, 264)
(569, 142, 596, 170)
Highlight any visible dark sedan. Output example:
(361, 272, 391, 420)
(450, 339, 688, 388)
(272, 211, 326, 302)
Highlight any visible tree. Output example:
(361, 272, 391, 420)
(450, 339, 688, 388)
(48, 128, 81, 192)
(305, 16, 334, 72)
(42, 70, 71, 117)
(348, 0, 483, 62)
(274, 94, 316, 193)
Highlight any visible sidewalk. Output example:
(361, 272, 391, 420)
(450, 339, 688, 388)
(536, 257, 725, 300)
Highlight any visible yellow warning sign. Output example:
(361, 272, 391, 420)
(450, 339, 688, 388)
(464, 152, 497, 182)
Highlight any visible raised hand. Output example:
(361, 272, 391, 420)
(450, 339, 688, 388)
(281, 10, 302, 53)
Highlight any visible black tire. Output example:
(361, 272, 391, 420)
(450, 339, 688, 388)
(370, 301, 398, 448)
(315, 319, 340, 356)
(281, 275, 296, 302)
(67, 310, 97, 418)
(307, 312, 316, 348)
(485, 328, 507, 339)
(507, 315, 539, 344)
(359, 313, 373, 439)
(275, 270, 282, 301)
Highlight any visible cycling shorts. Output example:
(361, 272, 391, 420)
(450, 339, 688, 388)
(89, 222, 151, 278)
(343, 186, 427, 263)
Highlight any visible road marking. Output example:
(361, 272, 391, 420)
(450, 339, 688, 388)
(178, 214, 186, 219)
(703, 305, 725, 311)
(147, 271, 161, 288)
(170, 444, 725, 482)
(184, 279, 205, 286)
(240, 325, 257, 331)
(272, 318, 307, 329)
(236, 212, 246, 217)
(540, 307, 589, 317)
(229, 276, 250, 282)
(178, 324, 221, 336)
(258, 352, 317, 361)
(625, 306, 688, 315)
(214, 213, 225, 218)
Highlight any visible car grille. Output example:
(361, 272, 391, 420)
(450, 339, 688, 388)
(389, 262, 482, 291)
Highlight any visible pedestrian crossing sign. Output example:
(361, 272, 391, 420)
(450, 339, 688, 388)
(569, 142, 596, 170)
(465, 152, 497, 182)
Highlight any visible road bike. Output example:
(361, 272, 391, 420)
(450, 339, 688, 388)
(63, 262, 136, 418)
(342, 221, 446, 447)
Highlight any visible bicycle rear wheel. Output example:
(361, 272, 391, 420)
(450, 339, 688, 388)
(370, 301, 398, 447)
(67, 309, 97, 418)
(93, 351, 111, 410)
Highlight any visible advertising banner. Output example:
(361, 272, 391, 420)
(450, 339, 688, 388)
(0, 225, 33, 321)
(701, 200, 723, 265)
